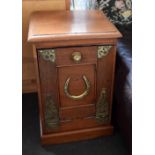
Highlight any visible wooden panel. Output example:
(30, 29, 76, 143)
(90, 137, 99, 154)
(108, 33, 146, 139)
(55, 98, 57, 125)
(34, 38, 117, 49)
(56, 46, 97, 67)
(65, 0, 71, 10)
(38, 55, 58, 104)
(45, 117, 108, 134)
(22, 0, 66, 93)
(97, 46, 116, 122)
(60, 117, 107, 132)
(32, 45, 44, 135)
(28, 11, 122, 43)
(38, 50, 59, 133)
(60, 104, 96, 121)
(58, 65, 96, 107)
(41, 126, 113, 144)
(22, 78, 37, 93)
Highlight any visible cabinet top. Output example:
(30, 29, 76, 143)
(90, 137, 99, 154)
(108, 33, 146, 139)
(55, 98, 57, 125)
(28, 10, 122, 43)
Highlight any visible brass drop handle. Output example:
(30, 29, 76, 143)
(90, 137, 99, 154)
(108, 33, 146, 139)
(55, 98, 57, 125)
(72, 52, 82, 62)
(64, 75, 90, 100)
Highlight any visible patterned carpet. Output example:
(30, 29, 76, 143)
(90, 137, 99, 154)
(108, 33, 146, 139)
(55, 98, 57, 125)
(22, 93, 129, 155)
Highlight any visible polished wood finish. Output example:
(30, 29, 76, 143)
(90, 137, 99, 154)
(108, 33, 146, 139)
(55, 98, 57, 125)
(97, 46, 117, 122)
(60, 104, 96, 121)
(65, 0, 71, 10)
(28, 10, 122, 144)
(28, 10, 122, 42)
(37, 48, 59, 133)
(22, 78, 37, 93)
(45, 117, 110, 134)
(42, 126, 113, 144)
(32, 44, 44, 135)
(58, 65, 96, 107)
(34, 38, 117, 49)
(56, 46, 97, 67)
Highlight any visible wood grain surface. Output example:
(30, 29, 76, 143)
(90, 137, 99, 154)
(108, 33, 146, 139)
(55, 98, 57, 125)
(28, 10, 122, 43)
(28, 10, 122, 144)
(41, 125, 113, 144)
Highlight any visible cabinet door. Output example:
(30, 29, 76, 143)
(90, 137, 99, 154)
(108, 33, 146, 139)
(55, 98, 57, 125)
(58, 64, 97, 123)
(58, 65, 96, 108)
(36, 45, 116, 134)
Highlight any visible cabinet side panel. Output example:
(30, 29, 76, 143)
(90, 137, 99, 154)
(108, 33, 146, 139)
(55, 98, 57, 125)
(32, 45, 45, 136)
(37, 50, 59, 133)
(97, 46, 116, 122)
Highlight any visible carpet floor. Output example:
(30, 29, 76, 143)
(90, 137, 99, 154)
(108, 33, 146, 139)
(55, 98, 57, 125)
(22, 93, 129, 155)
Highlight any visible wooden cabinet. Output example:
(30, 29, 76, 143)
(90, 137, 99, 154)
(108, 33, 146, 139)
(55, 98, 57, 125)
(28, 10, 122, 144)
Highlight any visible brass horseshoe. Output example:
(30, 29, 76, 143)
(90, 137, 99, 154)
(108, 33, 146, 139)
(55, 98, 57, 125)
(64, 75, 90, 100)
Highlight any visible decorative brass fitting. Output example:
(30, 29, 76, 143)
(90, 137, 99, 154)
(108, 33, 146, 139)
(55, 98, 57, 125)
(97, 46, 112, 58)
(71, 52, 82, 63)
(64, 75, 90, 100)
(39, 49, 55, 63)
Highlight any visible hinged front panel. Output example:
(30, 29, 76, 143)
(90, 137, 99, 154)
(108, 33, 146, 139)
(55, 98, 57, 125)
(37, 44, 116, 135)
(58, 65, 96, 108)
